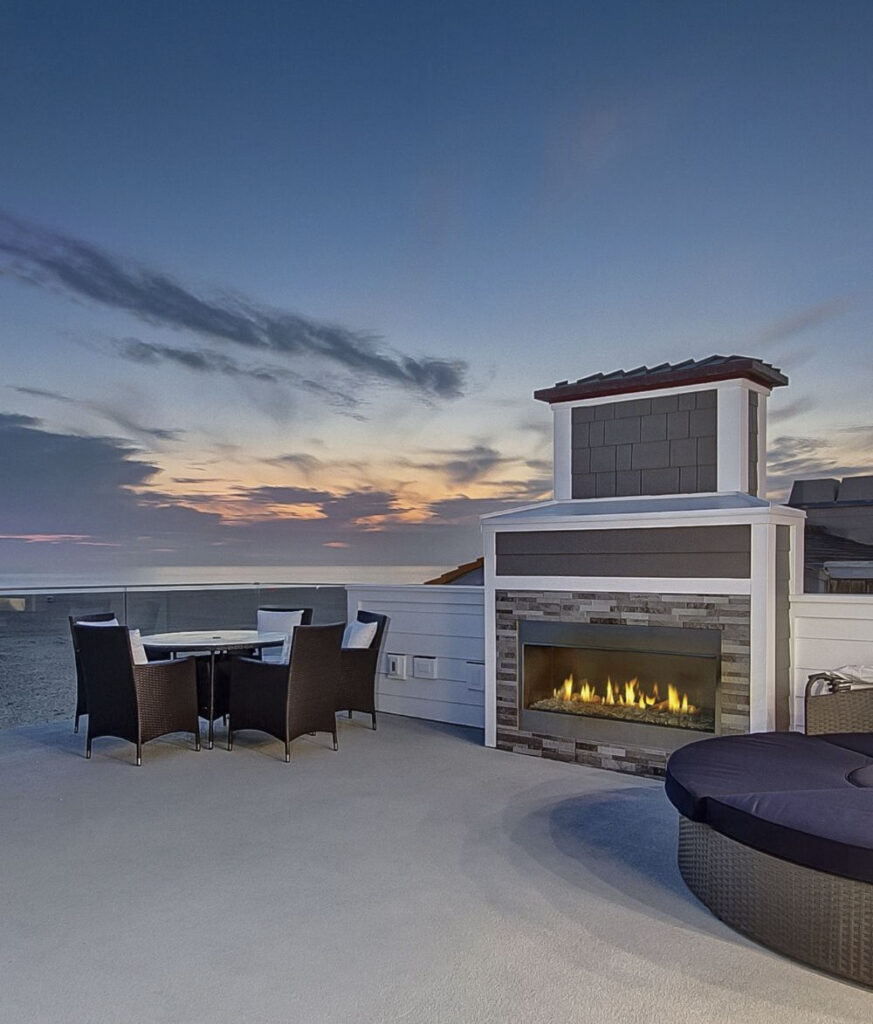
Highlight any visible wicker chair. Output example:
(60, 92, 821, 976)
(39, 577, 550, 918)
(202, 607, 315, 724)
(227, 622, 344, 762)
(69, 612, 118, 733)
(336, 611, 390, 730)
(74, 623, 200, 766)
(804, 672, 873, 734)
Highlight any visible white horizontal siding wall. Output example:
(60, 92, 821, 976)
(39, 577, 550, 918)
(790, 594, 873, 730)
(346, 584, 485, 728)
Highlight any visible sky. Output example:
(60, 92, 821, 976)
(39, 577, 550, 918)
(1, 0, 872, 578)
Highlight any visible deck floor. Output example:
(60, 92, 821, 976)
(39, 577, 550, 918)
(1, 713, 868, 1023)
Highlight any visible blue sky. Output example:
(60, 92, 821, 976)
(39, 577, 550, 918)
(1, 1, 871, 575)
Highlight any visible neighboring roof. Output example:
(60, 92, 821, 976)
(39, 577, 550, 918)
(789, 475, 873, 507)
(424, 558, 484, 585)
(481, 492, 777, 524)
(534, 355, 788, 404)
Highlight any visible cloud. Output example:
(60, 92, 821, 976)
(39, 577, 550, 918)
(766, 433, 871, 500)
(756, 296, 855, 347)
(401, 444, 513, 484)
(0, 412, 214, 540)
(0, 209, 467, 398)
(266, 452, 324, 478)
(237, 485, 336, 507)
(115, 338, 361, 412)
(768, 396, 817, 423)
(0, 413, 490, 571)
(8, 384, 182, 443)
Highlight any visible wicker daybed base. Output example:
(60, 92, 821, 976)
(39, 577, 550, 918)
(678, 817, 873, 987)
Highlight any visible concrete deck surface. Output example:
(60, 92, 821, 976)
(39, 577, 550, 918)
(1, 714, 870, 1024)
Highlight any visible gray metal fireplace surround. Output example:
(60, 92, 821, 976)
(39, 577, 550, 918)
(519, 619, 721, 753)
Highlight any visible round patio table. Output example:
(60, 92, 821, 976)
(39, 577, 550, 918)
(142, 630, 285, 748)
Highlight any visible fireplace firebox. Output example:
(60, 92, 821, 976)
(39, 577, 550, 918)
(519, 621, 721, 746)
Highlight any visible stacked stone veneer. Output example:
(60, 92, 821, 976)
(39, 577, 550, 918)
(496, 589, 752, 777)
(571, 390, 718, 499)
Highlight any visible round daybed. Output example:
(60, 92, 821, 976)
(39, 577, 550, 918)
(665, 679, 873, 987)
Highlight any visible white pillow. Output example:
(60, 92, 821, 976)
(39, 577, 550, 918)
(257, 608, 305, 633)
(342, 619, 378, 650)
(128, 628, 149, 666)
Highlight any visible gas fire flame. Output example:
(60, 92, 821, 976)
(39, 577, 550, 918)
(552, 674, 697, 715)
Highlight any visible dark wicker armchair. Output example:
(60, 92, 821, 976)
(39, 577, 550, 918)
(804, 672, 873, 734)
(336, 611, 390, 730)
(69, 612, 118, 733)
(202, 607, 316, 723)
(228, 622, 344, 762)
(74, 623, 200, 765)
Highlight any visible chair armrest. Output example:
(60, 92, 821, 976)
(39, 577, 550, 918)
(804, 673, 873, 734)
(134, 656, 197, 691)
(133, 658, 199, 740)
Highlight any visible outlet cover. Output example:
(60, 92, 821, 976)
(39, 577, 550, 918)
(385, 653, 407, 680)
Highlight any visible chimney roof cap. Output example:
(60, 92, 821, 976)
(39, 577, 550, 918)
(534, 354, 788, 404)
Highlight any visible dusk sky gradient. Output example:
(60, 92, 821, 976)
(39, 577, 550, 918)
(1, 1, 872, 579)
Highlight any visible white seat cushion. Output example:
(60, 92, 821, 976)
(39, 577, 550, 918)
(77, 617, 119, 627)
(342, 619, 378, 650)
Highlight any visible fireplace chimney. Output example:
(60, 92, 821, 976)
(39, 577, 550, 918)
(533, 355, 788, 501)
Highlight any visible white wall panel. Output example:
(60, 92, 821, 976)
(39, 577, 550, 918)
(346, 585, 485, 728)
(790, 594, 873, 730)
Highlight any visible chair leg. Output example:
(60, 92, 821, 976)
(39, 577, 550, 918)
(372, 712, 377, 731)
(85, 728, 92, 759)
(348, 710, 352, 719)
(284, 740, 291, 763)
(227, 724, 233, 751)
(136, 741, 142, 767)
(194, 724, 201, 752)
(74, 713, 80, 734)
(333, 727, 338, 751)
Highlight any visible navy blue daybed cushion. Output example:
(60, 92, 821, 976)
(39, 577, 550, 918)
(706, 789, 873, 884)
(664, 732, 869, 822)
(819, 733, 873, 758)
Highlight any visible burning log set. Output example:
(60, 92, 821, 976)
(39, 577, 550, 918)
(529, 673, 715, 732)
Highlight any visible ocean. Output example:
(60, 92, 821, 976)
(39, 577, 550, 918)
(0, 564, 446, 591)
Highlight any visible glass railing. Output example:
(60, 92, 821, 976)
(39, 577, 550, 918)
(0, 583, 347, 730)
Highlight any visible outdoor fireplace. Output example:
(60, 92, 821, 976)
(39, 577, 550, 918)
(520, 621, 719, 734)
(483, 355, 802, 775)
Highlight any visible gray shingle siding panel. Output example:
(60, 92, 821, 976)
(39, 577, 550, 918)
(571, 448, 591, 474)
(590, 446, 616, 472)
(641, 467, 681, 493)
(495, 525, 752, 578)
(570, 389, 720, 498)
(604, 417, 642, 445)
(667, 410, 690, 439)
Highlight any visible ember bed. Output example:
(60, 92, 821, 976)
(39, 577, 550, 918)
(665, 678, 873, 987)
